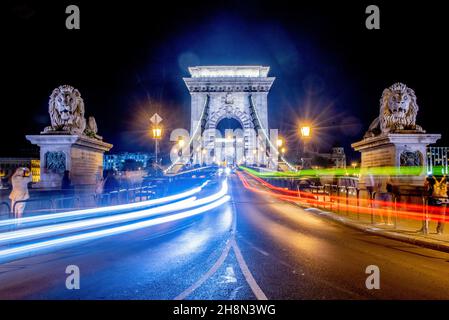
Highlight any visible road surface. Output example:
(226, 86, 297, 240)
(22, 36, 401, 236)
(1, 172, 449, 299)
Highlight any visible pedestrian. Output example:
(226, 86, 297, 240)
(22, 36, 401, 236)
(103, 170, 119, 205)
(425, 175, 448, 234)
(364, 173, 375, 200)
(61, 170, 74, 208)
(61, 170, 72, 190)
(375, 177, 394, 225)
(9, 167, 32, 219)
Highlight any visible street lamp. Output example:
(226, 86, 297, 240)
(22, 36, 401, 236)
(177, 138, 185, 158)
(276, 138, 284, 163)
(299, 125, 311, 169)
(276, 138, 283, 148)
(300, 126, 311, 138)
(151, 126, 162, 165)
(351, 161, 358, 175)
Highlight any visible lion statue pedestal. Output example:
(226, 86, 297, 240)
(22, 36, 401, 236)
(26, 85, 112, 189)
(352, 83, 441, 196)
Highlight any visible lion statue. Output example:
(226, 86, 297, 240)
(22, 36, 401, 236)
(364, 82, 424, 138)
(44, 85, 87, 135)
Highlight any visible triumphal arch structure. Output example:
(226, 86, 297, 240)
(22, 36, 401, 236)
(183, 66, 276, 167)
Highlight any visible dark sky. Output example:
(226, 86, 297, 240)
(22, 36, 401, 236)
(3, 0, 447, 161)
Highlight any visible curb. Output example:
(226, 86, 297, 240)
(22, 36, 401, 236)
(290, 202, 449, 254)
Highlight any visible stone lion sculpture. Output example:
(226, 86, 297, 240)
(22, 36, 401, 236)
(364, 82, 424, 138)
(44, 85, 87, 135)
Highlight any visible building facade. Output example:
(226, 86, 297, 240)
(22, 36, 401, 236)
(0, 158, 40, 183)
(104, 152, 153, 171)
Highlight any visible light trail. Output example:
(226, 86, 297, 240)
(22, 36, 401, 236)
(0, 181, 209, 228)
(237, 171, 447, 223)
(241, 165, 448, 177)
(0, 195, 230, 262)
(241, 169, 448, 216)
(0, 181, 228, 246)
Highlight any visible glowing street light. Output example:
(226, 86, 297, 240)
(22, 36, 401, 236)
(150, 113, 163, 166)
(351, 161, 358, 175)
(152, 127, 162, 139)
(276, 138, 283, 147)
(299, 124, 311, 169)
(300, 126, 311, 138)
(151, 126, 162, 166)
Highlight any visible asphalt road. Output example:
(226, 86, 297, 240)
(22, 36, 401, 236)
(1, 172, 449, 299)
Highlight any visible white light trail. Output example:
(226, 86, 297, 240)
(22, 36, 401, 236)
(0, 195, 230, 262)
(0, 181, 209, 228)
(0, 180, 228, 246)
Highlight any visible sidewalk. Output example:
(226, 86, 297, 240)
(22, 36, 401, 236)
(292, 199, 449, 253)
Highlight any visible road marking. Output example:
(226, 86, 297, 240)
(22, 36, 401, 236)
(229, 179, 268, 300)
(231, 239, 268, 300)
(174, 177, 268, 300)
(174, 239, 232, 300)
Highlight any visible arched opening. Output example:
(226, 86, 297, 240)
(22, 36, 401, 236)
(216, 118, 243, 136)
(216, 117, 243, 166)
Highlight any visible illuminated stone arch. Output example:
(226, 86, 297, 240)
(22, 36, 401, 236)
(184, 66, 275, 166)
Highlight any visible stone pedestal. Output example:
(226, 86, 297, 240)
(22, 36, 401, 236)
(26, 134, 113, 189)
(352, 133, 441, 192)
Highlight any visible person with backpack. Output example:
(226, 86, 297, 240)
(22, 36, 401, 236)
(424, 174, 448, 234)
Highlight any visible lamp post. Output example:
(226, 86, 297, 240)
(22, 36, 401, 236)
(300, 125, 311, 169)
(351, 161, 358, 175)
(150, 113, 163, 166)
(178, 137, 185, 160)
(276, 138, 284, 165)
(152, 126, 162, 165)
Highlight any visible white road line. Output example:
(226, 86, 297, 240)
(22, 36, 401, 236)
(230, 177, 268, 300)
(231, 239, 268, 300)
(174, 239, 232, 300)
(174, 176, 269, 300)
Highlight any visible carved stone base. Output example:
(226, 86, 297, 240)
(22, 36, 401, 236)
(26, 134, 113, 189)
(352, 133, 441, 190)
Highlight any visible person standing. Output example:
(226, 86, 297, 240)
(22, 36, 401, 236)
(375, 177, 394, 225)
(424, 175, 448, 234)
(9, 167, 32, 218)
(61, 170, 72, 190)
(61, 170, 74, 208)
(365, 173, 375, 200)
(103, 170, 119, 205)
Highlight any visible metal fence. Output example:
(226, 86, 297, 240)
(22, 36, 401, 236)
(427, 147, 449, 175)
(307, 184, 448, 234)
(2, 185, 157, 220)
(264, 177, 447, 235)
(1, 169, 213, 220)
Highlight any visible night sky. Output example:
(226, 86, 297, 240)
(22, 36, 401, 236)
(3, 0, 447, 161)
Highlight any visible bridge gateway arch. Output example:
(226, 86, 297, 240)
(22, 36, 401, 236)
(183, 66, 277, 167)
